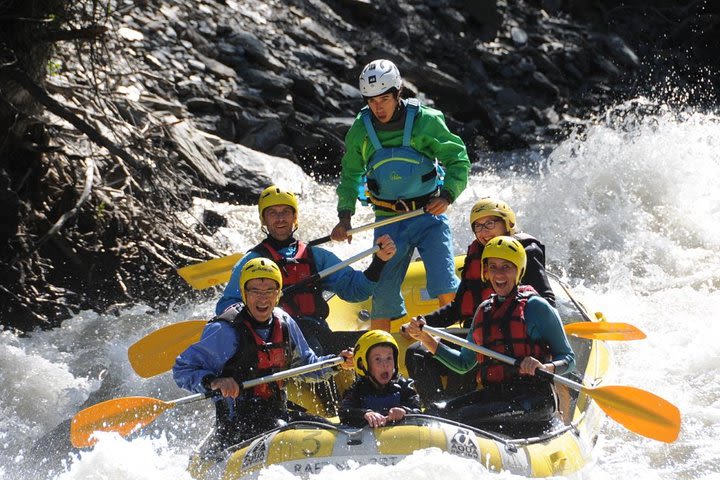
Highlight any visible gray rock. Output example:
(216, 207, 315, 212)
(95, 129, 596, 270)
(219, 140, 313, 194)
(185, 97, 218, 113)
(496, 87, 524, 106)
(239, 117, 286, 152)
(194, 53, 237, 79)
(336, 0, 377, 21)
(511, 27, 528, 46)
(605, 34, 640, 68)
(532, 71, 560, 97)
(187, 58, 206, 72)
(239, 67, 294, 94)
(593, 56, 621, 78)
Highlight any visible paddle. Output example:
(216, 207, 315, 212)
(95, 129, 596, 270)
(547, 272, 647, 341)
(177, 209, 424, 289)
(71, 356, 344, 448)
(449, 322, 646, 342)
(421, 325, 681, 443)
(129, 245, 379, 378)
(306, 208, 425, 247)
(563, 321, 646, 341)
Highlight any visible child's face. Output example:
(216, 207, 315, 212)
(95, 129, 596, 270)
(367, 345, 396, 385)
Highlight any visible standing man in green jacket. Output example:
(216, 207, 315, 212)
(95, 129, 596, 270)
(331, 59, 470, 331)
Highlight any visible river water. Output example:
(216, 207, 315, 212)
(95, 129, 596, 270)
(1, 103, 719, 479)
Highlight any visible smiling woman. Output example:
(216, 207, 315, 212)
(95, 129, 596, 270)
(484, 259, 518, 297)
(481, 236, 526, 297)
(405, 235, 575, 431)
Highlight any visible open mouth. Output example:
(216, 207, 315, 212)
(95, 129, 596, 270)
(255, 304, 272, 314)
(493, 279, 511, 292)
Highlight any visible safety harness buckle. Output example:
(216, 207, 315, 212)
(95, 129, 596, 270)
(393, 199, 412, 212)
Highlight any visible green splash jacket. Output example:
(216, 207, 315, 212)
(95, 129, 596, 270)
(336, 102, 470, 216)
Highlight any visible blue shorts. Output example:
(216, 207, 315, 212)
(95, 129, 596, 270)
(371, 213, 459, 319)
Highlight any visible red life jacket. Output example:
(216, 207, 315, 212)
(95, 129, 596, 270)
(471, 286, 551, 385)
(218, 307, 290, 400)
(242, 316, 288, 399)
(457, 240, 494, 318)
(253, 240, 329, 319)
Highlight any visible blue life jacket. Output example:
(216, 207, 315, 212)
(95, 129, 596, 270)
(360, 99, 443, 211)
(362, 390, 402, 414)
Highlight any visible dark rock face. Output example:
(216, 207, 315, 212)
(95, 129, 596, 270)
(111, 0, 655, 176)
(0, 0, 717, 331)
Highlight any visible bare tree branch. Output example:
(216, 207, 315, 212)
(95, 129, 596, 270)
(0, 63, 148, 172)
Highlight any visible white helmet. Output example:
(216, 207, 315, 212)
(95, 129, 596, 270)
(359, 59, 402, 98)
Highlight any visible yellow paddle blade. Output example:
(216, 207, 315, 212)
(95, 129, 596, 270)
(585, 385, 681, 443)
(177, 253, 243, 289)
(564, 322, 647, 341)
(70, 396, 173, 448)
(128, 320, 207, 378)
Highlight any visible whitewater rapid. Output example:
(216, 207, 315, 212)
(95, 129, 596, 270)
(1, 105, 719, 479)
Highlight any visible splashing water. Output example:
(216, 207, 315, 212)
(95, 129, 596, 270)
(1, 102, 719, 479)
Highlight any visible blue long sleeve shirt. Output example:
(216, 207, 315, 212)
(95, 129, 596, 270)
(216, 243, 377, 315)
(434, 296, 575, 375)
(173, 307, 337, 396)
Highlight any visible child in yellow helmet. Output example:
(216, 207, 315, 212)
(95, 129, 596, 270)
(339, 330, 421, 428)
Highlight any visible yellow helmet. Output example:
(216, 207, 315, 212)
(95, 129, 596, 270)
(353, 330, 399, 377)
(239, 257, 283, 302)
(480, 235, 526, 284)
(258, 185, 299, 226)
(469, 197, 517, 234)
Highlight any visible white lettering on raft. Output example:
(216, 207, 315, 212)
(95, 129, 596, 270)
(291, 456, 402, 474)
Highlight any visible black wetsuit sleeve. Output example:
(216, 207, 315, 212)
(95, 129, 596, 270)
(523, 242, 556, 307)
(338, 381, 370, 427)
(422, 296, 463, 327)
(363, 255, 388, 282)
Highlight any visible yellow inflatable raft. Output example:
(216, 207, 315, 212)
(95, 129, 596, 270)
(189, 259, 610, 478)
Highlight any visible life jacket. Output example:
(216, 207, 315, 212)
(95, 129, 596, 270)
(457, 233, 544, 322)
(457, 240, 494, 320)
(214, 306, 291, 401)
(363, 390, 402, 413)
(252, 240, 330, 320)
(359, 99, 443, 213)
(471, 286, 551, 385)
(357, 377, 402, 414)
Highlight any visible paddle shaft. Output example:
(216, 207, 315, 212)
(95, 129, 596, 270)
(547, 272, 594, 323)
(307, 208, 425, 246)
(282, 245, 379, 295)
(71, 357, 345, 448)
(129, 248, 379, 378)
(423, 325, 577, 390)
(176, 357, 343, 399)
(242, 356, 343, 387)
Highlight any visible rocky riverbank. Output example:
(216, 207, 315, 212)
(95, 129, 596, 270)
(0, 0, 717, 331)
